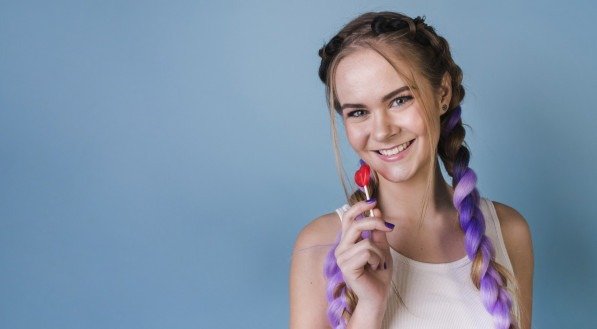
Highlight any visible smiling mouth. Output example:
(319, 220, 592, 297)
(375, 139, 415, 156)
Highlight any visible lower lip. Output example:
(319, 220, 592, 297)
(375, 139, 415, 162)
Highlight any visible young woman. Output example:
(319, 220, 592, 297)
(289, 11, 533, 329)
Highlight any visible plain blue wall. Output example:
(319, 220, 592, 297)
(1, 0, 596, 328)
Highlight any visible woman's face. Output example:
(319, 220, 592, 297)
(334, 48, 437, 184)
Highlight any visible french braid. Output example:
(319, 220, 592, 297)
(436, 20, 519, 329)
(319, 12, 520, 329)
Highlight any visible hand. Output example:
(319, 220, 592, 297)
(334, 199, 394, 307)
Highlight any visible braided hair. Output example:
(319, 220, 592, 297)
(319, 12, 521, 329)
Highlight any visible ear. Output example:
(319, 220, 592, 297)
(438, 72, 452, 109)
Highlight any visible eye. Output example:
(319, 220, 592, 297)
(346, 109, 367, 118)
(390, 95, 414, 108)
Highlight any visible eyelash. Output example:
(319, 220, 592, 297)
(391, 95, 413, 107)
(346, 95, 413, 118)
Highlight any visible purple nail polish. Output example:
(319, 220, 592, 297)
(361, 230, 371, 239)
(366, 198, 377, 204)
(384, 221, 395, 229)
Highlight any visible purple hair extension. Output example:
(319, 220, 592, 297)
(447, 106, 515, 329)
(324, 231, 348, 329)
(324, 205, 372, 328)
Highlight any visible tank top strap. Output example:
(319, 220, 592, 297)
(334, 204, 350, 223)
(480, 197, 515, 274)
(480, 197, 521, 321)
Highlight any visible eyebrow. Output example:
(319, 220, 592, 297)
(339, 86, 411, 112)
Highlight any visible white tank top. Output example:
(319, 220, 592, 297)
(334, 197, 516, 329)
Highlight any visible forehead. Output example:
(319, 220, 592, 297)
(334, 48, 408, 105)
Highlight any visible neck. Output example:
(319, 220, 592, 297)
(376, 158, 455, 226)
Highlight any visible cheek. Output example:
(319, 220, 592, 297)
(401, 110, 427, 135)
(345, 124, 367, 148)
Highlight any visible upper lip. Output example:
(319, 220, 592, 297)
(374, 139, 415, 152)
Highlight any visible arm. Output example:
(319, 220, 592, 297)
(493, 202, 534, 329)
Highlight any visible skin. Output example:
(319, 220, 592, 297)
(289, 48, 534, 329)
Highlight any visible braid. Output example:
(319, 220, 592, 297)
(323, 178, 377, 328)
(421, 22, 520, 328)
(428, 20, 519, 328)
(324, 233, 350, 328)
(440, 106, 518, 329)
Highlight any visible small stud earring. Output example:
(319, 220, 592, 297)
(441, 104, 448, 113)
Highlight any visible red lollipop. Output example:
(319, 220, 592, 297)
(354, 160, 374, 217)
(354, 162, 371, 188)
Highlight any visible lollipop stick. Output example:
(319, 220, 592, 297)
(361, 185, 374, 241)
(363, 186, 375, 217)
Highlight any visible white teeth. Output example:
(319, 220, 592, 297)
(379, 140, 412, 156)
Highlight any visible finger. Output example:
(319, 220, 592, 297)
(337, 217, 393, 253)
(370, 209, 394, 246)
(356, 203, 381, 240)
(336, 238, 386, 270)
(340, 200, 377, 235)
(346, 216, 393, 242)
(336, 218, 391, 258)
(341, 246, 384, 274)
(337, 217, 392, 255)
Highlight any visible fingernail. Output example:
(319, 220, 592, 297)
(384, 221, 395, 229)
(366, 198, 377, 204)
(384, 262, 387, 270)
(355, 214, 364, 220)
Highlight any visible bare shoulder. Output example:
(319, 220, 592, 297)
(491, 201, 534, 329)
(491, 201, 533, 257)
(293, 212, 341, 252)
(289, 212, 341, 329)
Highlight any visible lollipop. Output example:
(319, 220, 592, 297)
(355, 160, 374, 217)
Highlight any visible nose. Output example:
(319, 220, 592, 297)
(372, 110, 398, 142)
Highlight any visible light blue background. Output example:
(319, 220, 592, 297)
(1, 1, 596, 328)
